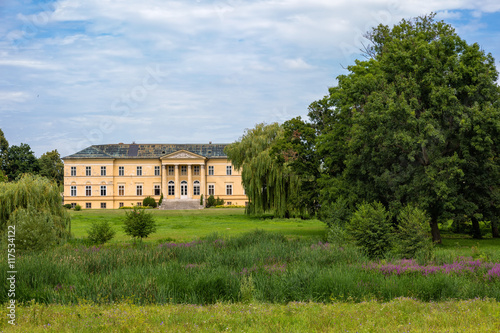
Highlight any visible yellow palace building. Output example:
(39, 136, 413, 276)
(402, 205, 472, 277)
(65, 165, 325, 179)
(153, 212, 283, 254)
(62, 143, 247, 209)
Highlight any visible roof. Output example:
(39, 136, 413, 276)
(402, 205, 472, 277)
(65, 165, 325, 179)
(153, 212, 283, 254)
(63, 143, 228, 159)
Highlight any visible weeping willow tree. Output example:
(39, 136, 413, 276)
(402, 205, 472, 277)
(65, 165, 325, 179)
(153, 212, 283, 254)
(0, 174, 71, 250)
(225, 123, 302, 218)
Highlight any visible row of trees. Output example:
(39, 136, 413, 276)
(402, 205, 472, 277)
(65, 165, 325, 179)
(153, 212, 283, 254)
(0, 129, 64, 185)
(226, 14, 500, 243)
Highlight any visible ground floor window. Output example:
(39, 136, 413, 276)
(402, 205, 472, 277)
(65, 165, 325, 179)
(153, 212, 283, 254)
(86, 203, 91, 209)
(193, 181, 200, 196)
(119, 185, 125, 196)
(119, 202, 124, 208)
(71, 203, 76, 208)
(101, 203, 106, 209)
(227, 202, 232, 205)
(168, 181, 175, 196)
(154, 185, 161, 196)
(208, 184, 215, 196)
(70, 186, 76, 196)
(136, 185, 143, 196)
(137, 202, 142, 207)
(226, 184, 233, 195)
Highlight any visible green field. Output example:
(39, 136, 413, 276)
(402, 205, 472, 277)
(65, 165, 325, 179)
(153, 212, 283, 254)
(3, 208, 500, 332)
(68, 208, 327, 242)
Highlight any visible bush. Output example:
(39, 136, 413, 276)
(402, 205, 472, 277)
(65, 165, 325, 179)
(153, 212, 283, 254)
(159, 193, 164, 206)
(200, 194, 204, 206)
(347, 202, 393, 259)
(6, 207, 57, 252)
(63, 204, 72, 209)
(74, 204, 82, 211)
(142, 196, 157, 208)
(392, 204, 434, 260)
(216, 196, 225, 206)
(123, 207, 157, 241)
(87, 221, 116, 245)
(206, 195, 216, 208)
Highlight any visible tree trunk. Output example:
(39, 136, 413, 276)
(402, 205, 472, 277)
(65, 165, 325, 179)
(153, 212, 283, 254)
(430, 212, 442, 244)
(492, 218, 500, 238)
(471, 217, 482, 239)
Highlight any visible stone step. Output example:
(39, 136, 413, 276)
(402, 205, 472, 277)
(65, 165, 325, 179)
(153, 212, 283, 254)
(159, 199, 204, 210)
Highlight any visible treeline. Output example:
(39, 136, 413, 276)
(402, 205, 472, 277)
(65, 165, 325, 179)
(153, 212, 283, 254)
(0, 129, 63, 185)
(225, 14, 500, 243)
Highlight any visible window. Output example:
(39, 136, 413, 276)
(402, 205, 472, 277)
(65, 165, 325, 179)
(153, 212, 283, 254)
(118, 185, 124, 196)
(193, 165, 200, 175)
(86, 166, 91, 176)
(154, 185, 161, 196)
(137, 166, 142, 176)
(136, 185, 143, 196)
(193, 181, 200, 196)
(71, 203, 76, 209)
(137, 202, 142, 207)
(181, 180, 188, 196)
(168, 166, 174, 176)
(226, 165, 232, 175)
(155, 166, 160, 176)
(101, 166, 106, 176)
(86, 203, 91, 209)
(101, 203, 106, 209)
(227, 202, 232, 205)
(208, 166, 214, 176)
(208, 184, 215, 196)
(86, 185, 91, 196)
(119, 166, 124, 176)
(70, 186, 77, 196)
(168, 181, 175, 196)
(181, 165, 187, 175)
(100, 185, 107, 196)
(71, 167, 76, 176)
(226, 184, 233, 195)
(119, 202, 124, 208)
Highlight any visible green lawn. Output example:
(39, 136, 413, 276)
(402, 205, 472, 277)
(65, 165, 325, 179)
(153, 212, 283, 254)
(69, 208, 327, 242)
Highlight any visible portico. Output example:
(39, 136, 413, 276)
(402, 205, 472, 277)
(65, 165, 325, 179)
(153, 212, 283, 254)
(160, 150, 206, 201)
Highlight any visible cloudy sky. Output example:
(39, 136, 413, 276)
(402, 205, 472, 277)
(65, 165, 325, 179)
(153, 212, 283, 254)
(1, 0, 500, 157)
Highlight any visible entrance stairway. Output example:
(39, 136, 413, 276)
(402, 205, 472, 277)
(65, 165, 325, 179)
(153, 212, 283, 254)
(159, 199, 204, 210)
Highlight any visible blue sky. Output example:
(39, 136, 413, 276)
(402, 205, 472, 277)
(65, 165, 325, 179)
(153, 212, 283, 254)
(1, 0, 500, 157)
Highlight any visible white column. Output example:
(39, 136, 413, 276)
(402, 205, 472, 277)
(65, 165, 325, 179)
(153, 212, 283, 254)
(187, 165, 192, 199)
(174, 164, 180, 199)
(200, 164, 206, 199)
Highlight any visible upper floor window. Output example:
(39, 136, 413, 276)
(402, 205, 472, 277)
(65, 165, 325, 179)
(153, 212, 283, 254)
(70, 186, 77, 196)
(226, 165, 232, 176)
(100, 185, 107, 196)
(119, 166, 124, 176)
(101, 166, 106, 176)
(118, 185, 125, 196)
(86, 185, 92, 196)
(193, 165, 200, 175)
(181, 165, 187, 175)
(168, 166, 174, 176)
(208, 184, 215, 196)
(86, 166, 91, 176)
(155, 166, 160, 176)
(137, 166, 142, 176)
(154, 185, 161, 196)
(208, 166, 214, 176)
(71, 166, 76, 176)
(226, 184, 233, 195)
(136, 185, 143, 196)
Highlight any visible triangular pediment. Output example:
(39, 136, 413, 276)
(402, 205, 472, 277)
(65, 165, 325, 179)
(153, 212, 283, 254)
(161, 150, 206, 160)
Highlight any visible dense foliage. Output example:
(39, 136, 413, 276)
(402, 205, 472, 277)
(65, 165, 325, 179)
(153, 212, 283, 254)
(123, 207, 157, 241)
(142, 196, 157, 208)
(87, 221, 116, 245)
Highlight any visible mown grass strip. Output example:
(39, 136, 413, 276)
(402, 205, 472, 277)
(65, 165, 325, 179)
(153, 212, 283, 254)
(1, 298, 499, 332)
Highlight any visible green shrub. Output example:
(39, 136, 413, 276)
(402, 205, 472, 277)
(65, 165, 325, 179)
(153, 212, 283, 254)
(6, 207, 57, 252)
(123, 207, 157, 241)
(63, 204, 72, 209)
(347, 202, 393, 259)
(392, 204, 434, 260)
(142, 196, 157, 208)
(206, 195, 216, 208)
(159, 193, 164, 206)
(74, 204, 82, 211)
(216, 196, 224, 206)
(87, 221, 116, 245)
(200, 194, 204, 206)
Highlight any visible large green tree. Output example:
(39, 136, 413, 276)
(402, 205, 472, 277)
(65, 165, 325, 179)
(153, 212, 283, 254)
(38, 149, 64, 185)
(2, 143, 40, 181)
(225, 123, 303, 218)
(313, 14, 500, 243)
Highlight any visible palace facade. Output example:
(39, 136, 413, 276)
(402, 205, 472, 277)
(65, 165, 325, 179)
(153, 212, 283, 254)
(62, 143, 247, 209)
